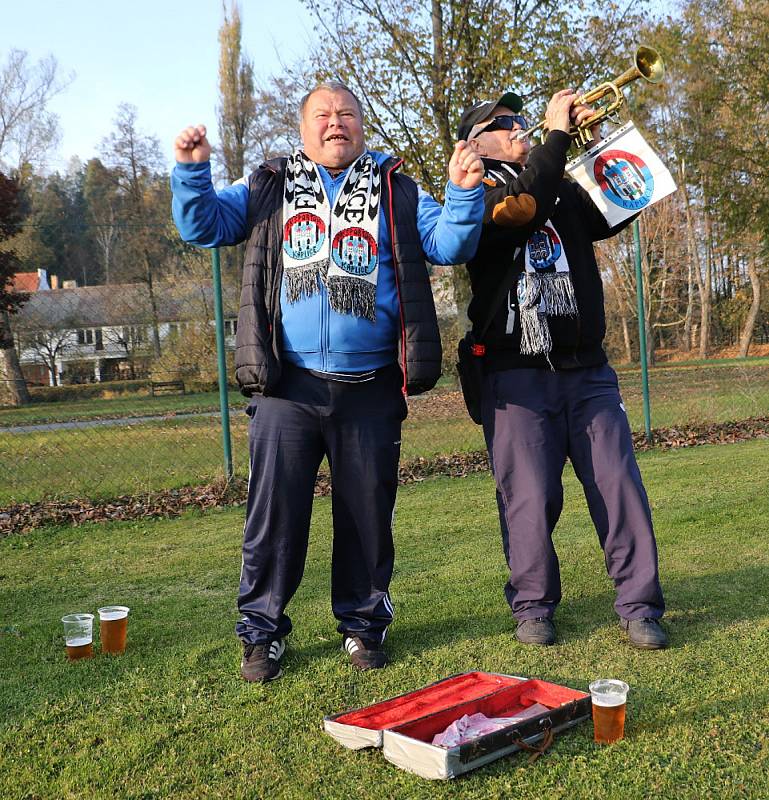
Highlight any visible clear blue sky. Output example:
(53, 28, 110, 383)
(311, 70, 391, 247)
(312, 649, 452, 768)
(1, 0, 310, 171)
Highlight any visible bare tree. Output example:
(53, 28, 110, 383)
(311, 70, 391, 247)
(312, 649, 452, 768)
(83, 158, 123, 285)
(0, 49, 72, 172)
(251, 76, 302, 162)
(101, 104, 169, 356)
(18, 326, 75, 387)
(102, 325, 150, 379)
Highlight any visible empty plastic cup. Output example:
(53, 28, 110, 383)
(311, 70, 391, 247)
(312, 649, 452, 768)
(62, 613, 94, 661)
(98, 606, 130, 654)
(589, 679, 630, 743)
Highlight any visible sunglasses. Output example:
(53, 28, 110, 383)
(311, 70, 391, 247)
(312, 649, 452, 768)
(476, 114, 528, 136)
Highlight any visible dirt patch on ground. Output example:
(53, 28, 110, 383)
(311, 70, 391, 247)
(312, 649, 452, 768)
(406, 390, 467, 420)
(650, 345, 769, 363)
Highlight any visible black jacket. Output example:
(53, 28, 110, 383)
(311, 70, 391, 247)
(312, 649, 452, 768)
(233, 157, 442, 396)
(466, 131, 634, 370)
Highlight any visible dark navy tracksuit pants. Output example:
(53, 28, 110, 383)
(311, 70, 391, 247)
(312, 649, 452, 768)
(235, 364, 406, 646)
(481, 363, 665, 622)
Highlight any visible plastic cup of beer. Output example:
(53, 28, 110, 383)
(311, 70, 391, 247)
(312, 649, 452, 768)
(589, 679, 629, 744)
(98, 606, 130, 655)
(61, 613, 94, 661)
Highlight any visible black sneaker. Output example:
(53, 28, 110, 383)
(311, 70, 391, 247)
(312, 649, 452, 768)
(515, 617, 556, 646)
(342, 635, 388, 670)
(620, 618, 668, 650)
(241, 638, 285, 682)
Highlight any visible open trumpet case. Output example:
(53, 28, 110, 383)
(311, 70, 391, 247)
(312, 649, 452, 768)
(324, 671, 591, 780)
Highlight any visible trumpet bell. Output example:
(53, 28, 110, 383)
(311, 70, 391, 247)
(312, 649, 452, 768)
(635, 46, 665, 84)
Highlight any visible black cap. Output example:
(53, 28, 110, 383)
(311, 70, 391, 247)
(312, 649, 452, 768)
(456, 91, 523, 141)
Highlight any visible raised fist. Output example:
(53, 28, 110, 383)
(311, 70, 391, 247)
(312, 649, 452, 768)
(174, 124, 211, 164)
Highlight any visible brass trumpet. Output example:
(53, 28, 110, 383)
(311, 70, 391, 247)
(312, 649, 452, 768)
(519, 46, 665, 147)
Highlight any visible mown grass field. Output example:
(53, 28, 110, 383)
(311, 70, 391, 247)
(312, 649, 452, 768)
(1, 440, 768, 799)
(0, 388, 244, 428)
(1, 359, 769, 506)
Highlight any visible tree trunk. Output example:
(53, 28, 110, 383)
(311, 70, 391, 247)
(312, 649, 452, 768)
(738, 254, 761, 358)
(698, 207, 713, 358)
(451, 267, 472, 334)
(683, 255, 694, 351)
(144, 252, 162, 357)
(679, 162, 699, 353)
(0, 311, 31, 405)
(621, 312, 632, 363)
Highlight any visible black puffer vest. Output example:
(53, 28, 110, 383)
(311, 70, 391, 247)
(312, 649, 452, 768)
(234, 156, 441, 396)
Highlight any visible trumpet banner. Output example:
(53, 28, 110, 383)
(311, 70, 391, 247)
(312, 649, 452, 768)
(565, 121, 677, 226)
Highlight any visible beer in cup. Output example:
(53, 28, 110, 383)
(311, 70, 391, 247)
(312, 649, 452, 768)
(61, 613, 94, 661)
(98, 606, 130, 654)
(589, 679, 629, 744)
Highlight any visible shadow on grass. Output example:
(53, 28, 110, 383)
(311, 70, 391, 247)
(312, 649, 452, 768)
(381, 564, 769, 657)
(2, 565, 768, 730)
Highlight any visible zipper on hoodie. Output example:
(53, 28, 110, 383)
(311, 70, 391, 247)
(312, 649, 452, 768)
(320, 279, 329, 372)
(318, 170, 348, 373)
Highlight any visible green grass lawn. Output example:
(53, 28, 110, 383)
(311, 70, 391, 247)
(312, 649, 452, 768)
(617, 363, 769, 428)
(0, 388, 245, 428)
(1, 360, 768, 506)
(0, 415, 252, 505)
(1, 441, 767, 799)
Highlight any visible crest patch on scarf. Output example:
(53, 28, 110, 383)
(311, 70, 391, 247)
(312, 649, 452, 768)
(282, 150, 381, 321)
(518, 221, 578, 356)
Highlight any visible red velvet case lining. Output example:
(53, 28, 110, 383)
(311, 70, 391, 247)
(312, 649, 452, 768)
(391, 679, 588, 743)
(333, 672, 523, 730)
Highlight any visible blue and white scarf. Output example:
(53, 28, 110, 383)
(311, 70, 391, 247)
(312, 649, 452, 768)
(282, 150, 381, 321)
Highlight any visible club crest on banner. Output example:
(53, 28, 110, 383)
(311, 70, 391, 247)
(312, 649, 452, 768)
(593, 150, 654, 211)
(565, 121, 677, 227)
(283, 212, 326, 261)
(527, 226, 563, 271)
(331, 227, 378, 276)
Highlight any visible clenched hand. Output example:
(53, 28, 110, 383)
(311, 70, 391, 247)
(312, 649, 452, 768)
(174, 124, 211, 163)
(448, 141, 484, 189)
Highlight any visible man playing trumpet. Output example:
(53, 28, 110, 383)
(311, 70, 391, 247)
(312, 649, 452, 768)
(457, 89, 667, 649)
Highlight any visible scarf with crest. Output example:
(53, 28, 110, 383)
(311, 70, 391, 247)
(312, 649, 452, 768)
(282, 150, 381, 321)
(516, 219, 578, 356)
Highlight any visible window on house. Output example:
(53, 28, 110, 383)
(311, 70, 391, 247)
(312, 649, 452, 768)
(121, 326, 146, 345)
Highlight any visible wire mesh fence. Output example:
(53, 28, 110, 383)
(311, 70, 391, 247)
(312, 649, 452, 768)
(2, 263, 769, 510)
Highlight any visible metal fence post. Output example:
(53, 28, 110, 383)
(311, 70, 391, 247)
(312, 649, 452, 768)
(211, 247, 234, 480)
(633, 220, 652, 443)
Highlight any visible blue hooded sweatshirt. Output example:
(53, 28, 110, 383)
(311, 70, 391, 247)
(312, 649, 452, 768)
(171, 151, 483, 374)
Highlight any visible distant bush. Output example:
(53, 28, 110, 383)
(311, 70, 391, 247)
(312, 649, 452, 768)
(29, 379, 150, 403)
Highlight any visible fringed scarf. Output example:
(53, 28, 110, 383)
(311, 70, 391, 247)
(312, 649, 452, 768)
(517, 220, 578, 356)
(282, 150, 381, 321)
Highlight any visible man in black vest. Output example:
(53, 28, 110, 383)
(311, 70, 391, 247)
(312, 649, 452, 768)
(456, 90, 667, 650)
(172, 81, 485, 682)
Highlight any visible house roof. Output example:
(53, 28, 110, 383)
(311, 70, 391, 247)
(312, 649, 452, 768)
(10, 272, 40, 293)
(13, 280, 240, 331)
